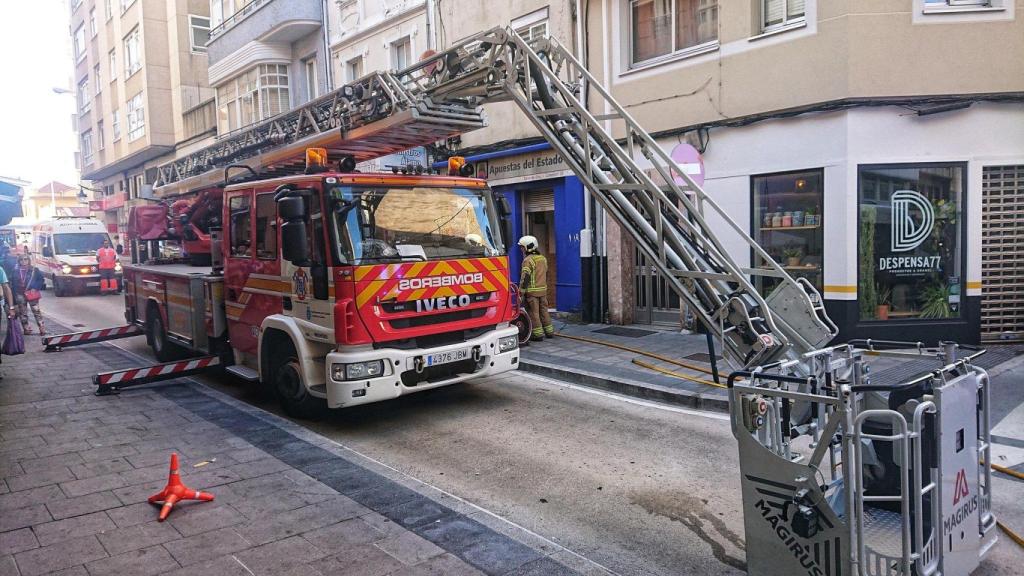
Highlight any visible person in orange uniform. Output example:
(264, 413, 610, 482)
(96, 239, 119, 295)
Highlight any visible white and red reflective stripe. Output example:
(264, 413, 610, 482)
(96, 356, 220, 385)
(44, 325, 141, 346)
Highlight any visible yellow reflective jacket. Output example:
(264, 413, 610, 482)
(521, 253, 548, 296)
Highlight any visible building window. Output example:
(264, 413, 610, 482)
(81, 130, 94, 166)
(229, 195, 252, 257)
(109, 49, 117, 81)
(346, 56, 363, 82)
(924, 0, 993, 8)
(255, 193, 277, 259)
(189, 15, 210, 53)
(111, 109, 121, 141)
(94, 65, 101, 95)
(630, 0, 718, 66)
(124, 27, 141, 77)
(858, 164, 965, 321)
(762, 0, 805, 32)
(752, 169, 824, 294)
(71, 0, 83, 11)
(215, 64, 291, 134)
(391, 37, 411, 70)
(512, 7, 550, 41)
(121, 0, 137, 14)
(97, 121, 105, 150)
(105, 0, 112, 20)
(74, 24, 86, 62)
(77, 77, 91, 114)
(126, 92, 145, 141)
(89, 8, 97, 36)
(304, 57, 318, 101)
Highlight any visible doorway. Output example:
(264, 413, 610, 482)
(523, 189, 557, 306)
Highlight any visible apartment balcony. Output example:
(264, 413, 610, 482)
(207, 0, 322, 74)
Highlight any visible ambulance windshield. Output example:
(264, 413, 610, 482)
(329, 186, 504, 264)
(54, 233, 108, 255)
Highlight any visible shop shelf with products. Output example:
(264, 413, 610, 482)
(751, 170, 824, 295)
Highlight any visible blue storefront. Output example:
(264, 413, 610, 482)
(446, 144, 586, 313)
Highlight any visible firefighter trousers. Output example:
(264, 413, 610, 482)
(525, 294, 554, 340)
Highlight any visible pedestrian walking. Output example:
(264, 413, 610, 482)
(13, 254, 45, 335)
(96, 238, 119, 295)
(518, 235, 554, 342)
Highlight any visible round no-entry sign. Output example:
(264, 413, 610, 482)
(670, 142, 704, 188)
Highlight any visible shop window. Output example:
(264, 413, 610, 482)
(254, 193, 277, 259)
(229, 195, 252, 257)
(858, 164, 964, 321)
(752, 169, 824, 295)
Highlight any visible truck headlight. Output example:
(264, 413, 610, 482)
(61, 264, 72, 274)
(331, 360, 385, 381)
(498, 335, 518, 353)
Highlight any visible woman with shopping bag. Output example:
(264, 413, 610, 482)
(13, 254, 45, 335)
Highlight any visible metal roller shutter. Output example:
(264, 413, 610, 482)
(523, 189, 554, 213)
(981, 165, 1024, 341)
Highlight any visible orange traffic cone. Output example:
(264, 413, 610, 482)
(148, 453, 214, 521)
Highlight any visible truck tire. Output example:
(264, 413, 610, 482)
(147, 306, 183, 362)
(53, 277, 68, 297)
(269, 339, 325, 419)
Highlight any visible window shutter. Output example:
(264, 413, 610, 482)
(764, 0, 784, 26)
(788, 0, 805, 19)
(981, 165, 1024, 340)
(523, 189, 555, 213)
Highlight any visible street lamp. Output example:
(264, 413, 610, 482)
(52, 87, 73, 95)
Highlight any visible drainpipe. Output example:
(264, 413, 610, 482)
(321, 0, 334, 91)
(425, 0, 435, 50)
(573, 0, 600, 322)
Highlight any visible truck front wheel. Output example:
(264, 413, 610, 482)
(148, 307, 182, 362)
(53, 277, 68, 297)
(269, 340, 324, 419)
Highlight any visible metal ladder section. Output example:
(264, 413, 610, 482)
(153, 71, 488, 195)
(398, 28, 837, 369)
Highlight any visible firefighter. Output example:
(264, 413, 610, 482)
(518, 235, 554, 342)
(96, 239, 119, 295)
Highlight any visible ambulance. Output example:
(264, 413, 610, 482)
(31, 218, 121, 296)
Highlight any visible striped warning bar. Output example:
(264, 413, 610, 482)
(94, 356, 222, 396)
(44, 325, 144, 351)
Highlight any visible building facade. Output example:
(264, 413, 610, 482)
(435, 1, 590, 315)
(207, 0, 330, 137)
(71, 0, 215, 236)
(582, 0, 1024, 343)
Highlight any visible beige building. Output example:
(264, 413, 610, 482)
(20, 182, 88, 224)
(70, 0, 215, 235)
(572, 0, 1024, 344)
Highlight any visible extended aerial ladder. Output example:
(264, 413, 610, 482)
(149, 28, 998, 574)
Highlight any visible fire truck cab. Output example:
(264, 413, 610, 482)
(124, 168, 520, 417)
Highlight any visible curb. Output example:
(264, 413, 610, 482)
(518, 357, 730, 413)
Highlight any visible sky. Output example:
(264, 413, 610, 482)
(0, 0, 79, 190)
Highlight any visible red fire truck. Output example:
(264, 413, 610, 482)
(115, 151, 519, 417)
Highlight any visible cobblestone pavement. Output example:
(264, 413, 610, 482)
(0, 336, 606, 576)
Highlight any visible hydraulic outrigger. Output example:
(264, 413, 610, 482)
(50, 26, 996, 574)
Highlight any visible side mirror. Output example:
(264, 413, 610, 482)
(281, 222, 309, 264)
(496, 194, 512, 218)
(278, 196, 306, 220)
(496, 194, 513, 252)
(116, 245, 124, 255)
(42, 246, 53, 258)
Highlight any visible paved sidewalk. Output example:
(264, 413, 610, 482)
(520, 321, 1024, 413)
(520, 323, 729, 411)
(0, 333, 608, 576)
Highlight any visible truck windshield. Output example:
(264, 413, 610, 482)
(330, 186, 504, 264)
(54, 233, 108, 255)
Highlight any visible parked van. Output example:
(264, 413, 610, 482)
(32, 218, 120, 296)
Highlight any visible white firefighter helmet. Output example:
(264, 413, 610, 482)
(517, 235, 538, 251)
(465, 233, 483, 246)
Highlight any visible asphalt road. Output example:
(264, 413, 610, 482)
(36, 290, 1024, 575)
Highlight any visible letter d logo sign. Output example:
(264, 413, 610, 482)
(891, 190, 934, 252)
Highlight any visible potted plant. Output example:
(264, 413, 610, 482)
(875, 284, 892, 321)
(920, 282, 952, 318)
(782, 246, 803, 267)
